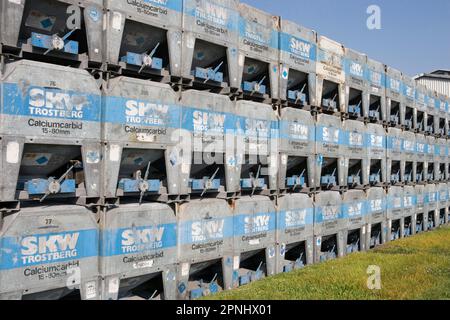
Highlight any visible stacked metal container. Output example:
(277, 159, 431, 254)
(176, 199, 234, 299)
(276, 193, 314, 272)
(315, 114, 346, 190)
(1, 0, 450, 301)
(236, 3, 279, 103)
(103, 0, 183, 81)
(313, 191, 345, 262)
(366, 188, 387, 248)
(315, 36, 346, 115)
(278, 21, 317, 109)
(366, 58, 387, 124)
(343, 119, 368, 189)
(181, 0, 239, 93)
(385, 67, 404, 128)
(0, 0, 103, 300)
(342, 190, 368, 253)
(344, 48, 367, 121)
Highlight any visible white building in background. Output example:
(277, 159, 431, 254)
(414, 70, 450, 97)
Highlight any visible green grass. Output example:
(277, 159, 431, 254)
(207, 226, 450, 300)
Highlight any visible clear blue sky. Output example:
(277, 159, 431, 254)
(242, 0, 450, 77)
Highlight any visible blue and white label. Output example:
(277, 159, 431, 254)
(345, 60, 365, 79)
(182, 108, 233, 135)
(403, 84, 415, 99)
(235, 115, 277, 140)
(368, 134, 385, 148)
(343, 201, 366, 218)
(101, 224, 177, 257)
(416, 141, 427, 154)
(280, 121, 314, 141)
(387, 77, 402, 93)
(234, 212, 276, 236)
(368, 69, 384, 87)
(126, 0, 183, 13)
(369, 198, 386, 213)
(0, 229, 98, 270)
(387, 136, 403, 151)
(280, 33, 316, 61)
(179, 218, 233, 245)
(403, 139, 416, 153)
(3, 83, 101, 122)
(186, 0, 238, 30)
(316, 126, 341, 145)
(103, 97, 181, 129)
(387, 196, 403, 210)
(239, 18, 278, 51)
(279, 208, 314, 229)
(403, 195, 416, 209)
(315, 205, 342, 223)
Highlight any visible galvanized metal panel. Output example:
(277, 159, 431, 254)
(0, 205, 99, 300)
(0, 60, 102, 201)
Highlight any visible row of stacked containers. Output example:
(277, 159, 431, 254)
(0, 0, 449, 300)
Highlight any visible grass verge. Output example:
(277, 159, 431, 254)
(206, 226, 450, 300)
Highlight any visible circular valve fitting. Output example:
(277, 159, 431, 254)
(48, 180, 61, 194)
(51, 35, 65, 51)
(139, 180, 150, 193)
(142, 54, 153, 67)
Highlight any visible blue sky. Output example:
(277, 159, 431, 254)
(242, 0, 450, 77)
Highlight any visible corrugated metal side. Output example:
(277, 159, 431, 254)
(415, 78, 450, 97)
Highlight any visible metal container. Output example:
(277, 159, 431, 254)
(103, 0, 183, 79)
(435, 93, 448, 137)
(424, 184, 438, 231)
(344, 48, 367, 120)
(414, 184, 425, 234)
(0, 205, 99, 300)
(176, 198, 234, 300)
(366, 187, 387, 248)
(386, 128, 403, 185)
(366, 58, 386, 123)
(447, 95, 450, 139)
(99, 203, 177, 300)
(313, 191, 345, 263)
(234, 100, 278, 195)
(237, 3, 280, 101)
(102, 77, 184, 202)
(385, 66, 404, 128)
(315, 36, 346, 114)
(402, 130, 416, 184)
(315, 114, 346, 190)
(343, 120, 368, 189)
(437, 183, 448, 227)
(279, 20, 317, 108)
(386, 186, 403, 241)
(232, 196, 277, 288)
(447, 182, 450, 224)
(276, 193, 314, 273)
(402, 185, 416, 237)
(0, 60, 101, 204)
(278, 108, 316, 193)
(426, 136, 436, 183)
(0, 0, 103, 67)
(415, 133, 427, 184)
(181, 90, 239, 198)
(342, 190, 368, 253)
(426, 90, 437, 135)
(435, 138, 448, 182)
(366, 123, 386, 186)
(402, 74, 416, 132)
(182, 0, 240, 91)
(415, 83, 427, 133)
